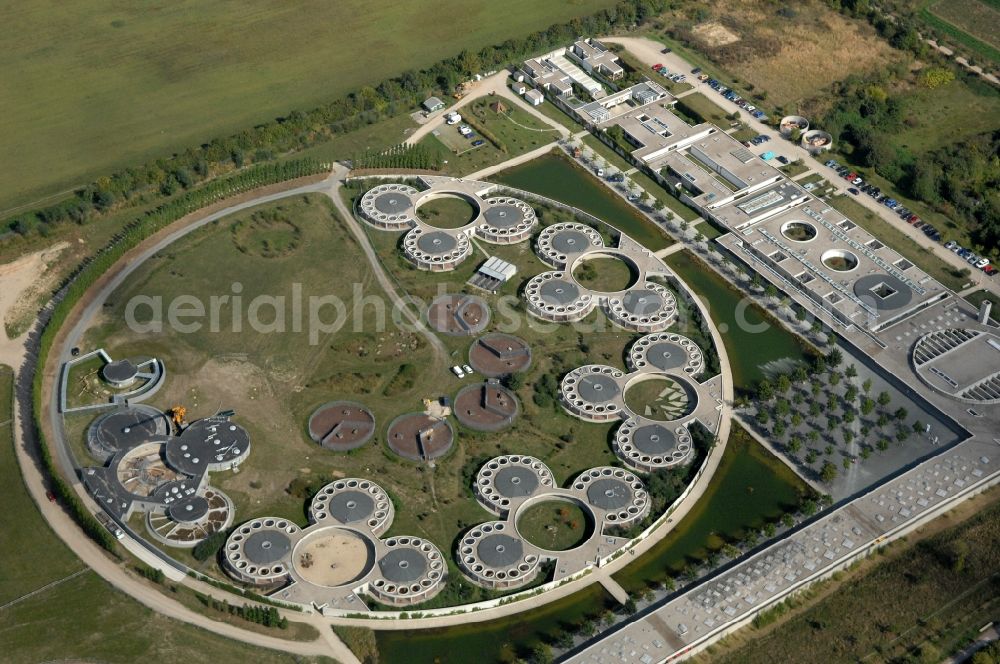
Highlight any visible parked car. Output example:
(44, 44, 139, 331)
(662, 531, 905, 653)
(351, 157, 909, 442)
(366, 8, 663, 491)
(663, 47, 673, 54)
(471, 139, 485, 147)
(777, 155, 790, 165)
(868, 188, 881, 198)
(945, 240, 958, 250)
(652, 63, 664, 71)
(462, 364, 474, 375)
(851, 177, 864, 186)
(691, 66, 701, 73)
(698, 73, 709, 82)
(46, 490, 57, 503)
(984, 265, 997, 276)
(450, 365, 465, 378)
(848, 187, 860, 195)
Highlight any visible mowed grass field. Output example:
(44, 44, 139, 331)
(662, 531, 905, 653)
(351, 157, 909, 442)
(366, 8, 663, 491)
(0, 365, 326, 663)
(922, 0, 1000, 63)
(1, 0, 617, 211)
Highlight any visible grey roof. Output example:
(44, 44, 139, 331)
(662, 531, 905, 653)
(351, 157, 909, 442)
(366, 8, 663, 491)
(477, 533, 523, 568)
(493, 466, 540, 498)
(373, 192, 413, 215)
(621, 289, 663, 314)
(854, 274, 914, 312)
(243, 530, 292, 565)
(166, 418, 249, 476)
(550, 229, 594, 255)
(90, 407, 168, 455)
(577, 373, 621, 404)
(102, 359, 138, 383)
(167, 494, 210, 523)
(539, 278, 581, 305)
(416, 231, 458, 254)
(586, 478, 632, 510)
(644, 341, 689, 371)
(483, 204, 525, 228)
(632, 423, 678, 455)
(379, 547, 428, 583)
(327, 490, 376, 524)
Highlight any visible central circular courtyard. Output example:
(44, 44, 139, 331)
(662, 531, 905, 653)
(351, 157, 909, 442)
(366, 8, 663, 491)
(572, 255, 637, 293)
(415, 194, 478, 228)
(517, 500, 593, 551)
(624, 376, 694, 421)
(293, 527, 375, 588)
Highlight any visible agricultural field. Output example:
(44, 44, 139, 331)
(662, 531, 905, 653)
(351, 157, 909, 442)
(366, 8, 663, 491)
(1, 0, 618, 211)
(647, 0, 899, 108)
(920, 0, 1000, 64)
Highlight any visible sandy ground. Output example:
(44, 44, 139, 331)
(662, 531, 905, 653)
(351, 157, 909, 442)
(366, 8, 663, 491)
(0, 241, 68, 368)
(293, 530, 372, 587)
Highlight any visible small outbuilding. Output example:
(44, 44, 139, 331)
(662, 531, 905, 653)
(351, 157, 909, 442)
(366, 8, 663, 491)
(423, 96, 445, 113)
(511, 81, 528, 95)
(524, 89, 544, 106)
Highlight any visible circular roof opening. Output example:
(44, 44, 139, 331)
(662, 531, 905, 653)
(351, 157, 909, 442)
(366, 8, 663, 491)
(780, 221, 817, 243)
(572, 255, 637, 293)
(822, 248, 859, 272)
(624, 376, 694, 421)
(415, 194, 478, 229)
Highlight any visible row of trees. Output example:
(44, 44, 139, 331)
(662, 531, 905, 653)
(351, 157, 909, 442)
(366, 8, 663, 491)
(351, 143, 442, 171)
(4, 0, 672, 243)
(196, 594, 288, 629)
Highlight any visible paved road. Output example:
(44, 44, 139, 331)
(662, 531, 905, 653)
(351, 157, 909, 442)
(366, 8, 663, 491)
(603, 36, 997, 298)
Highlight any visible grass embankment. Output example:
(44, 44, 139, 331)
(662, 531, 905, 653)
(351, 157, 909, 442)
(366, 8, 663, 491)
(697, 486, 1000, 664)
(0, 365, 324, 662)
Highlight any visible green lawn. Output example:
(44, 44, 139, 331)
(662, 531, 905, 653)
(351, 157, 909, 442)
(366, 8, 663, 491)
(416, 195, 478, 228)
(516, 501, 591, 551)
(890, 77, 1000, 154)
(674, 93, 730, 125)
(1, 0, 618, 210)
(0, 365, 324, 663)
(572, 255, 637, 292)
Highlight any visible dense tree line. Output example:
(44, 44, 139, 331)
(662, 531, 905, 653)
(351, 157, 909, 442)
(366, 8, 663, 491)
(819, 70, 1000, 252)
(196, 594, 288, 629)
(4, 0, 671, 242)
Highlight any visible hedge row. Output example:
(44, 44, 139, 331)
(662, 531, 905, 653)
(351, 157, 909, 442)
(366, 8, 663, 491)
(30, 159, 326, 553)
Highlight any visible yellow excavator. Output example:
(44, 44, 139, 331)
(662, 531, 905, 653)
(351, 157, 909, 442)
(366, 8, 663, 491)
(169, 405, 187, 432)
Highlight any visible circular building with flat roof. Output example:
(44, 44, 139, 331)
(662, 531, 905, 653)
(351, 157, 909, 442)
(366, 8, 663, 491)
(427, 294, 490, 336)
(801, 129, 833, 153)
(605, 282, 677, 332)
(402, 227, 472, 271)
(386, 413, 454, 461)
(614, 419, 694, 472)
(458, 521, 541, 590)
(536, 223, 604, 268)
(475, 455, 555, 516)
(572, 467, 649, 529)
(524, 272, 596, 322)
(223, 518, 301, 585)
(468, 333, 532, 377)
(309, 478, 394, 536)
(359, 183, 419, 230)
(146, 484, 235, 548)
(628, 333, 705, 376)
(369, 536, 446, 606)
(165, 417, 250, 477)
(102, 359, 139, 388)
(779, 115, 809, 136)
(477, 197, 537, 243)
(308, 401, 375, 451)
(560, 365, 626, 422)
(87, 405, 169, 461)
(454, 382, 519, 432)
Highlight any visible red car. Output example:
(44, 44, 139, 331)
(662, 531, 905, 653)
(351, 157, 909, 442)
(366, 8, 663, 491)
(845, 172, 858, 180)
(984, 265, 997, 276)
(46, 490, 57, 503)
(652, 63, 664, 71)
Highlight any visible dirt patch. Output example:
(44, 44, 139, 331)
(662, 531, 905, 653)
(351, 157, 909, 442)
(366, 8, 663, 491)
(294, 528, 374, 587)
(692, 21, 740, 47)
(0, 241, 68, 343)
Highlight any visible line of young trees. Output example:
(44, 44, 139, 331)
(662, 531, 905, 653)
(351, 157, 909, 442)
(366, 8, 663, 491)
(352, 143, 441, 170)
(3, 0, 672, 243)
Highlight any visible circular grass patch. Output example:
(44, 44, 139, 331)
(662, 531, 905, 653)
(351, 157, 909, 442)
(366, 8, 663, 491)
(415, 195, 478, 228)
(624, 376, 692, 421)
(231, 209, 302, 258)
(517, 500, 592, 551)
(572, 255, 637, 293)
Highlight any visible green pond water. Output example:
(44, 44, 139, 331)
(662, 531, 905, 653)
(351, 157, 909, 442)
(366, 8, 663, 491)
(375, 584, 615, 663)
(664, 251, 813, 390)
(612, 431, 810, 593)
(491, 152, 672, 251)
(374, 432, 807, 662)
